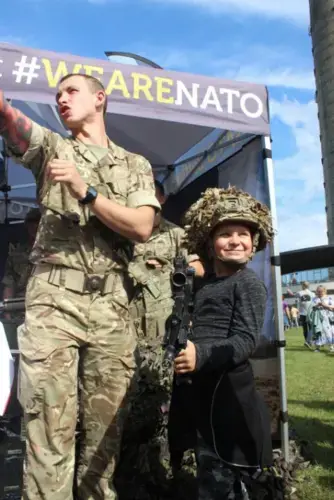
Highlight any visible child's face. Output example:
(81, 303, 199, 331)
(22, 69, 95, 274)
(212, 222, 253, 264)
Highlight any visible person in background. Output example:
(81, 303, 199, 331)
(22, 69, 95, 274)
(290, 303, 299, 328)
(129, 179, 203, 339)
(116, 179, 204, 495)
(287, 281, 315, 346)
(308, 285, 334, 353)
(2, 207, 41, 301)
(282, 297, 291, 331)
(2, 207, 41, 320)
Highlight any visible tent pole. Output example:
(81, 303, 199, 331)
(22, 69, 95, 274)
(261, 134, 289, 463)
(0, 138, 10, 225)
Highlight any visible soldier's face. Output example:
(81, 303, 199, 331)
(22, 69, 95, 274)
(212, 222, 253, 264)
(56, 76, 102, 128)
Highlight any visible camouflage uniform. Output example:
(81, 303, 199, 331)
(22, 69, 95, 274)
(2, 208, 41, 321)
(115, 218, 197, 498)
(128, 217, 191, 340)
(6, 122, 160, 500)
(2, 241, 34, 299)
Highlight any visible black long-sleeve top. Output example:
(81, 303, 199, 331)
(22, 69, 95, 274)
(191, 267, 267, 372)
(181, 267, 271, 466)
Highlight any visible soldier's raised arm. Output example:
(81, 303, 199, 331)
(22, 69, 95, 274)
(0, 90, 33, 156)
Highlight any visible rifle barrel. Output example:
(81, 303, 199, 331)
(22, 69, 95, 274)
(0, 297, 25, 312)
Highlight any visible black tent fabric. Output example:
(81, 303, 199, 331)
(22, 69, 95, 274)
(280, 245, 334, 275)
(163, 163, 219, 225)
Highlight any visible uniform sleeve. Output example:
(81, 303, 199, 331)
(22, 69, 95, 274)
(6, 122, 58, 180)
(195, 277, 267, 372)
(126, 154, 161, 211)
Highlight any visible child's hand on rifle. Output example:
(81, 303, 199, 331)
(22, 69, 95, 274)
(174, 340, 196, 374)
(188, 259, 205, 277)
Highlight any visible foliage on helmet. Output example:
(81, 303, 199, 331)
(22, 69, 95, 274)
(183, 186, 275, 259)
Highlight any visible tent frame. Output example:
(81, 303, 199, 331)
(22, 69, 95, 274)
(262, 135, 289, 461)
(0, 43, 289, 461)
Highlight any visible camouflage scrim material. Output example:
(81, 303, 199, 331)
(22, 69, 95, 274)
(183, 186, 275, 260)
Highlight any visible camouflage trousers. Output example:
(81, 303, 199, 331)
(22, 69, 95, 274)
(17, 274, 136, 500)
(196, 434, 250, 500)
(130, 297, 173, 340)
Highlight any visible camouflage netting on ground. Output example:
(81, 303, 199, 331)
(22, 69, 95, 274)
(114, 338, 197, 500)
(272, 439, 313, 499)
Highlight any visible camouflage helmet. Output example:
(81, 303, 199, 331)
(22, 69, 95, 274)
(183, 186, 274, 259)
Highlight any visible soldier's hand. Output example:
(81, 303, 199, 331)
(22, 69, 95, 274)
(174, 340, 196, 374)
(146, 259, 163, 269)
(189, 259, 205, 277)
(46, 159, 87, 200)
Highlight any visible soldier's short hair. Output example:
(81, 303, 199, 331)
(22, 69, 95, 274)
(58, 74, 108, 115)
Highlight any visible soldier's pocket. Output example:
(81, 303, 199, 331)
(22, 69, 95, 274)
(17, 325, 56, 415)
(97, 163, 128, 199)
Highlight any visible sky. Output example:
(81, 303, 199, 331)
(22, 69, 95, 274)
(0, 0, 326, 253)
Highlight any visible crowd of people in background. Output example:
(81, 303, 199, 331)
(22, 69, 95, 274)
(284, 281, 334, 353)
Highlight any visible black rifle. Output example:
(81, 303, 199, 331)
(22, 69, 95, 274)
(163, 255, 195, 381)
(0, 297, 25, 312)
(163, 256, 197, 471)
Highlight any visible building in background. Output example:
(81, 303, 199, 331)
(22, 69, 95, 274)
(309, 1, 334, 278)
(282, 268, 334, 299)
(282, 269, 329, 287)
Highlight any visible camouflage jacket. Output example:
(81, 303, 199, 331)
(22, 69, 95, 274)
(129, 217, 197, 336)
(2, 241, 34, 297)
(8, 122, 160, 274)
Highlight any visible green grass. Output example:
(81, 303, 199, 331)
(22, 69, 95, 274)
(286, 327, 334, 499)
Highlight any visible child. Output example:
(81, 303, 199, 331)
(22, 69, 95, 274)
(174, 187, 275, 499)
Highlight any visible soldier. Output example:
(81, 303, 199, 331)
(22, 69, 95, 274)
(129, 179, 202, 340)
(0, 74, 160, 499)
(2, 207, 41, 304)
(115, 180, 203, 498)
